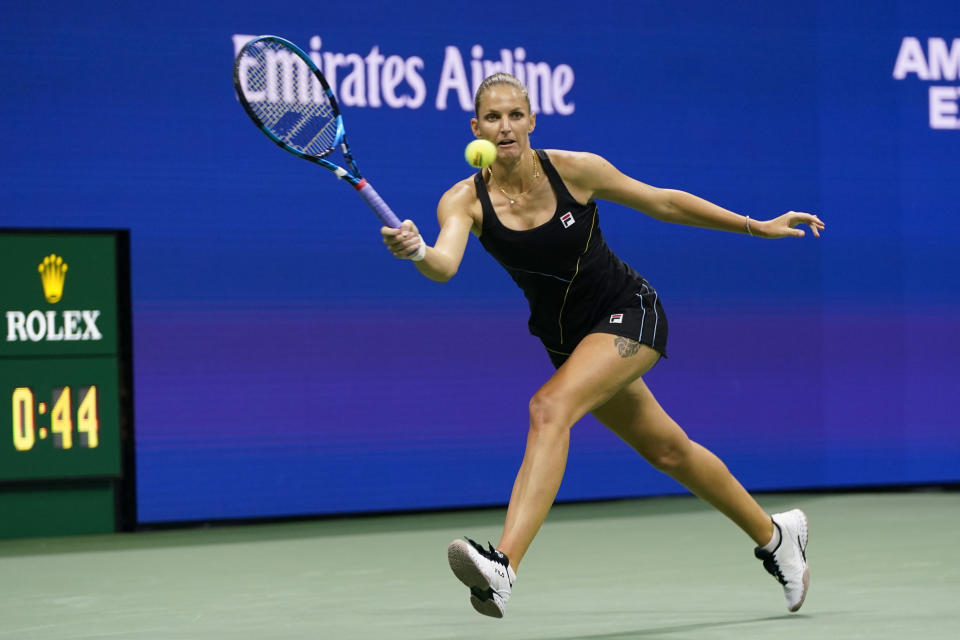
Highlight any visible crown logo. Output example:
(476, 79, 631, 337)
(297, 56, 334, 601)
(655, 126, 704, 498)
(38, 254, 68, 303)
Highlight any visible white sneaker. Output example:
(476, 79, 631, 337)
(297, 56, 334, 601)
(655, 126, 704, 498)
(754, 509, 810, 612)
(447, 537, 516, 618)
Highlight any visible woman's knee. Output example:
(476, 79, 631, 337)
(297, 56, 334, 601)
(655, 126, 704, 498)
(640, 434, 692, 472)
(528, 390, 572, 435)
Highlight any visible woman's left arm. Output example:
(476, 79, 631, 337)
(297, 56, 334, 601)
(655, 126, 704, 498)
(557, 151, 824, 239)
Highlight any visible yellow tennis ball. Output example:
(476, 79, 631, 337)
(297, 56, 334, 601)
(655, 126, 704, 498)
(465, 139, 497, 168)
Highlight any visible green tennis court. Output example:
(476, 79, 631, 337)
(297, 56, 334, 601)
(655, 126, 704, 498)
(1, 490, 957, 639)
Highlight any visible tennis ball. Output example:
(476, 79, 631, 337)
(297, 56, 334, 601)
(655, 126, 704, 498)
(465, 139, 497, 168)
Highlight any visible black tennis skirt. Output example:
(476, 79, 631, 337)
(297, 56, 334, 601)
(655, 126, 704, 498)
(544, 280, 668, 369)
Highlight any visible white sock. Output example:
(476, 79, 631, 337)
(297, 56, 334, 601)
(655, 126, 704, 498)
(762, 520, 781, 552)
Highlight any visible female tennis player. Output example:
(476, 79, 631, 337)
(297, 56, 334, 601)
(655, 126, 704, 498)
(382, 73, 823, 618)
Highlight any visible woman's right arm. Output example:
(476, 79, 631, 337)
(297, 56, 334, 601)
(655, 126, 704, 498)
(381, 181, 477, 283)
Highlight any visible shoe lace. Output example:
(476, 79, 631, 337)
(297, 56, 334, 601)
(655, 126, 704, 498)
(754, 547, 787, 586)
(465, 537, 511, 571)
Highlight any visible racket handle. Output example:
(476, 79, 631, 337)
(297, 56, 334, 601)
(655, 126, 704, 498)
(356, 180, 402, 229)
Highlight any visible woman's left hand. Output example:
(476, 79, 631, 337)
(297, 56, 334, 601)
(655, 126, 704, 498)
(758, 211, 825, 239)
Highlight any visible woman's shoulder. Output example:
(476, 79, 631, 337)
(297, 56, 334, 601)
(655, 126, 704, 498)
(438, 174, 485, 231)
(540, 149, 608, 178)
(540, 149, 613, 202)
(441, 174, 483, 206)
(543, 149, 604, 171)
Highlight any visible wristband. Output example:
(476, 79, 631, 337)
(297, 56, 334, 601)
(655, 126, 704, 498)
(409, 235, 427, 261)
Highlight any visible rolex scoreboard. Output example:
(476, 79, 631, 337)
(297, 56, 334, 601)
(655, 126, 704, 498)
(0, 229, 133, 538)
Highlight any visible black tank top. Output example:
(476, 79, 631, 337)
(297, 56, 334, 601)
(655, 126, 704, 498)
(475, 149, 645, 350)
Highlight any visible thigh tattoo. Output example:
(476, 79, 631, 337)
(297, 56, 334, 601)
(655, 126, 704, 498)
(614, 336, 640, 358)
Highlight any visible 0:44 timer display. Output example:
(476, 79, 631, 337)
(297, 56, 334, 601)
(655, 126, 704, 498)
(12, 385, 100, 451)
(0, 356, 121, 482)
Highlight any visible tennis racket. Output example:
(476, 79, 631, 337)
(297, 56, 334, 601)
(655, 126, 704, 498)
(233, 35, 402, 229)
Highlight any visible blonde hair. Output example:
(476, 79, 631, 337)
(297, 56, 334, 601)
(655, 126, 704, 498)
(474, 73, 531, 116)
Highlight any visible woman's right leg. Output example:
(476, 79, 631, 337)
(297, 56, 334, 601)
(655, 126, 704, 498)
(447, 334, 659, 618)
(496, 337, 663, 569)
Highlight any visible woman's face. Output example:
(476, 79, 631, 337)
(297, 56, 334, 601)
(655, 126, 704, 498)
(471, 85, 536, 161)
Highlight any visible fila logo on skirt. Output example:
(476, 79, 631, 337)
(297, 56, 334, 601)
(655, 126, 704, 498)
(609, 313, 623, 324)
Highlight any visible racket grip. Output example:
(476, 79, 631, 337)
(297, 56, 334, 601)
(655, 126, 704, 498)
(356, 180, 402, 229)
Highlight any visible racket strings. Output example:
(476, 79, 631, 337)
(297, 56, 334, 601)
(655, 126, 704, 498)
(238, 41, 338, 156)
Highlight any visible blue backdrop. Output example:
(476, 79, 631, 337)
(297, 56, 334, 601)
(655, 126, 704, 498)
(2, 1, 957, 523)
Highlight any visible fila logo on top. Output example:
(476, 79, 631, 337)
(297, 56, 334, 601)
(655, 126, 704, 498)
(4, 254, 102, 343)
(560, 212, 575, 228)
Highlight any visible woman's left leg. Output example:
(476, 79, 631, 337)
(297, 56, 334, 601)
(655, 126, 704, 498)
(590, 365, 811, 611)
(590, 373, 773, 545)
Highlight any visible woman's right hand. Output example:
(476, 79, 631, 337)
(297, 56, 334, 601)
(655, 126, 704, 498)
(382, 220, 426, 260)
